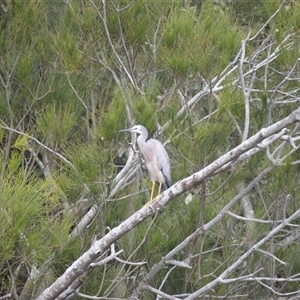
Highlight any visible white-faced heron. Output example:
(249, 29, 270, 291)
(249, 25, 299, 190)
(120, 125, 171, 202)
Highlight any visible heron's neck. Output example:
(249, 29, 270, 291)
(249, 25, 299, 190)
(137, 134, 147, 144)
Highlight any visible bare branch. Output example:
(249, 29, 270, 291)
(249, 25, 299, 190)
(185, 207, 300, 299)
(256, 249, 287, 266)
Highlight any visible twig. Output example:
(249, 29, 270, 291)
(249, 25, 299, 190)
(0, 125, 75, 169)
(226, 211, 280, 224)
(145, 284, 181, 300)
(256, 249, 286, 266)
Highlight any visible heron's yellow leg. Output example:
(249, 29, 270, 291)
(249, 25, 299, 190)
(149, 181, 156, 203)
(145, 182, 162, 206)
(158, 183, 162, 196)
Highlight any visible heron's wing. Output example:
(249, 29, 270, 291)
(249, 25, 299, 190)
(151, 140, 172, 189)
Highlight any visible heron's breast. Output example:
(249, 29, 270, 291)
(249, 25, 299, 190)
(144, 161, 165, 184)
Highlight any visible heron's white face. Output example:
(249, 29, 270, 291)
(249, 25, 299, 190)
(130, 125, 143, 135)
(120, 124, 147, 137)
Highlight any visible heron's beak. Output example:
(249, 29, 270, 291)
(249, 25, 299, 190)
(119, 128, 132, 132)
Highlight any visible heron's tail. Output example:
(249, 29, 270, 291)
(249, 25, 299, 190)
(162, 179, 171, 192)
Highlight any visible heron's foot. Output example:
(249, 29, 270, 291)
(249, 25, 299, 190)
(143, 196, 157, 207)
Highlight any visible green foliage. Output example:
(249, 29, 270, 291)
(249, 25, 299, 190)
(0, 166, 71, 263)
(263, 1, 300, 70)
(50, 30, 83, 72)
(160, 2, 242, 77)
(6, 151, 22, 173)
(231, 0, 267, 25)
(195, 119, 232, 158)
(0, 127, 4, 142)
(161, 7, 199, 75)
(45, 2, 88, 72)
(16, 50, 36, 87)
(266, 0, 300, 31)
(9, 2, 44, 45)
(107, 1, 180, 47)
(36, 103, 81, 146)
(120, 1, 151, 46)
(218, 88, 244, 121)
(12, 134, 29, 151)
(1, 0, 300, 297)
(97, 89, 126, 140)
(134, 96, 157, 130)
(276, 244, 300, 292)
(62, 141, 111, 198)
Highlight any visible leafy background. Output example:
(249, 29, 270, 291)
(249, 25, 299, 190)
(1, 0, 300, 299)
